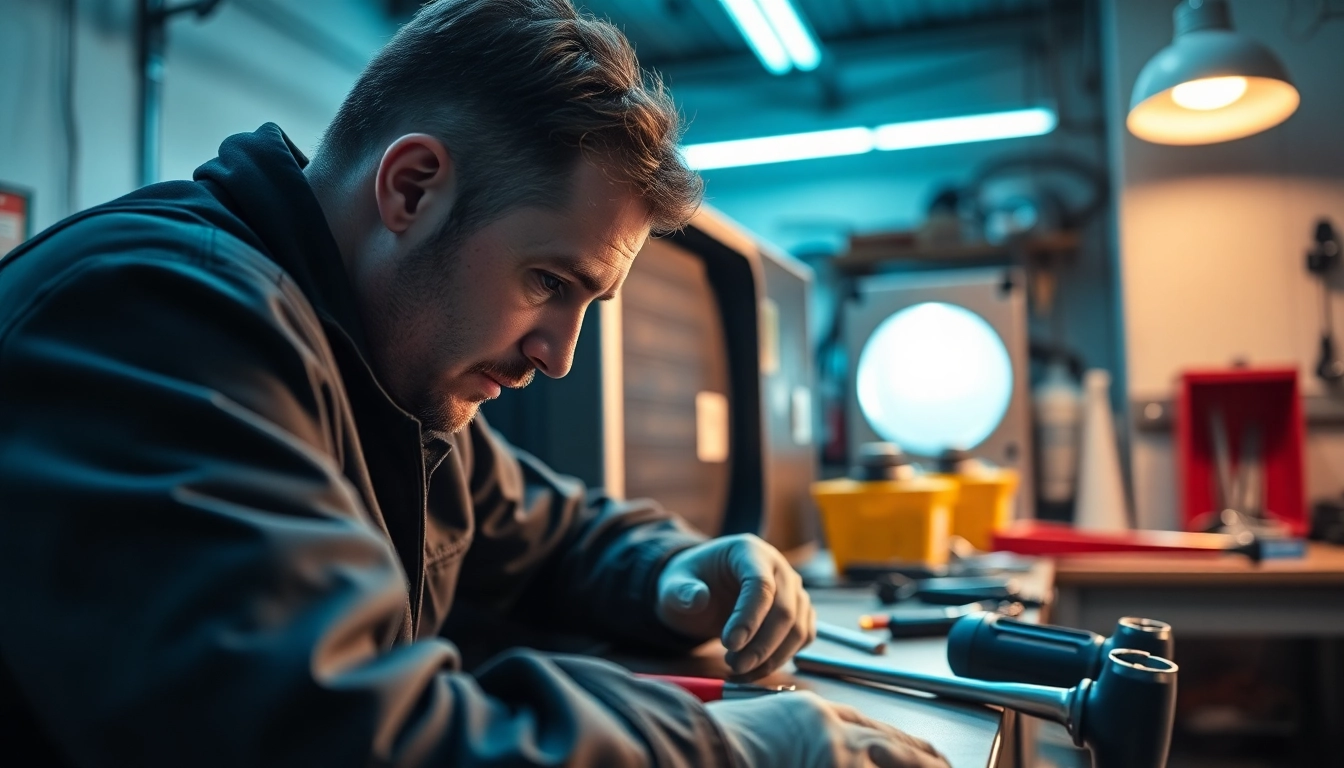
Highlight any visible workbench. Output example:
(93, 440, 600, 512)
(1048, 541, 1344, 636)
(1044, 541, 1344, 763)
(611, 558, 1056, 768)
(617, 543, 1344, 766)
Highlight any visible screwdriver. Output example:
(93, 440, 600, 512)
(637, 674, 796, 702)
(859, 601, 1025, 638)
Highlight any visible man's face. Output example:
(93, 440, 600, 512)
(362, 160, 651, 434)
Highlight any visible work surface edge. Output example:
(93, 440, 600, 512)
(1050, 542, 1344, 587)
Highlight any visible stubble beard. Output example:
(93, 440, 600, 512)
(385, 231, 538, 436)
(372, 228, 475, 435)
(416, 361, 535, 434)
(416, 395, 479, 436)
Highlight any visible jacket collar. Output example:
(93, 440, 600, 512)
(193, 123, 370, 356)
(195, 125, 454, 481)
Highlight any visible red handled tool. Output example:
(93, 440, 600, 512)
(637, 674, 796, 702)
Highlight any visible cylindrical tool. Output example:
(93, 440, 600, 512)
(816, 620, 888, 655)
(947, 613, 1173, 688)
(859, 601, 1024, 638)
(794, 647, 1178, 768)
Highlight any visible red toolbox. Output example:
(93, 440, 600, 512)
(1176, 368, 1306, 536)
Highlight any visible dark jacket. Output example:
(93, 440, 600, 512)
(0, 125, 733, 766)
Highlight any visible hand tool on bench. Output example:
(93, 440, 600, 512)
(794, 646, 1177, 768)
(947, 613, 1172, 688)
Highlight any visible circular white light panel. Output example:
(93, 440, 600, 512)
(856, 302, 1013, 456)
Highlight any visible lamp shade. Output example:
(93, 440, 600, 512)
(1127, 0, 1298, 145)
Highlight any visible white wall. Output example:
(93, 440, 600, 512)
(1102, 0, 1344, 529)
(0, 0, 393, 233)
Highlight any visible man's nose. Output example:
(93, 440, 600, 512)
(522, 308, 585, 379)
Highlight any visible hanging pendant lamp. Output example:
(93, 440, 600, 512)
(1127, 0, 1299, 145)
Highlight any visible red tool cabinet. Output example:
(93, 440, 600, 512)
(1176, 368, 1307, 536)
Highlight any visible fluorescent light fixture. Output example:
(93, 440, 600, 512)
(682, 108, 1057, 170)
(757, 0, 821, 71)
(874, 108, 1057, 151)
(718, 0, 791, 75)
(717, 0, 822, 74)
(682, 127, 874, 171)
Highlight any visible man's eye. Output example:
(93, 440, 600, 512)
(538, 272, 564, 295)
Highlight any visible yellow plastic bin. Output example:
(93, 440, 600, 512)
(936, 469, 1019, 551)
(811, 476, 960, 572)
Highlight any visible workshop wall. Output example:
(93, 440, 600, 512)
(1102, 0, 1344, 529)
(662, 10, 1126, 423)
(0, 0, 392, 232)
(2, 0, 1129, 520)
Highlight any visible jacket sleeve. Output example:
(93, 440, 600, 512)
(0, 245, 731, 767)
(444, 417, 711, 652)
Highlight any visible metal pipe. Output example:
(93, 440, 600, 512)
(138, 0, 166, 188)
(795, 647, 1178, 768)
(793, 648, 1078, 725)
(136, 0, 223, 188)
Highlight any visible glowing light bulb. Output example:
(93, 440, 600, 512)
(1171, 76, 1248, 111)
(855, 302, 1012, 456)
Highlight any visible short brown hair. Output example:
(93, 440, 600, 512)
(317, 0, 702, 238)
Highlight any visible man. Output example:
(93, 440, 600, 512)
(0, 1, 948, 766)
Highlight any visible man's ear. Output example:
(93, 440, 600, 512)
(373, 134, 455, 235)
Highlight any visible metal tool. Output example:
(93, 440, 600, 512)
(859, 601, 1024, 638)
(1238, 423, 1263, 520)
(873, 574, 1044, 607)
(947, 613, 1172, 688)
(795, 647, 1177, 768)
(815, 620, 887, 655)
(1209, 407, 1236, 512)
(1196, 413, 1300, 550)
(913, 576, 1036, 606)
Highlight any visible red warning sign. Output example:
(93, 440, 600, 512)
(0, 186, 31, 261)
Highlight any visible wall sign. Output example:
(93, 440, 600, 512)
(0, 184, 33, 261)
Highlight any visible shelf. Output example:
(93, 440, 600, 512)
(832, 230, 1081, 276)
(1132, 393, 1344, 432)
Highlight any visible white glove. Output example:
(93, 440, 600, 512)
(656, 534, 816, 679)
(706, 691, 950, 768)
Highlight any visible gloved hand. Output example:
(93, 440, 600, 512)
(706, 691, 950, 768)
(656, 534, 815, 679)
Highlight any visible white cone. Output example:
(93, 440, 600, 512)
(1074, 369, 1130, 531)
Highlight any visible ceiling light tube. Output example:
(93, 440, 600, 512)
(873, 108, 1058, 151)
(757, 0, 822, 71)
(682, 108, 1057, 170)
(682, 127, 875, 171)
(717, 0, 792, 75)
